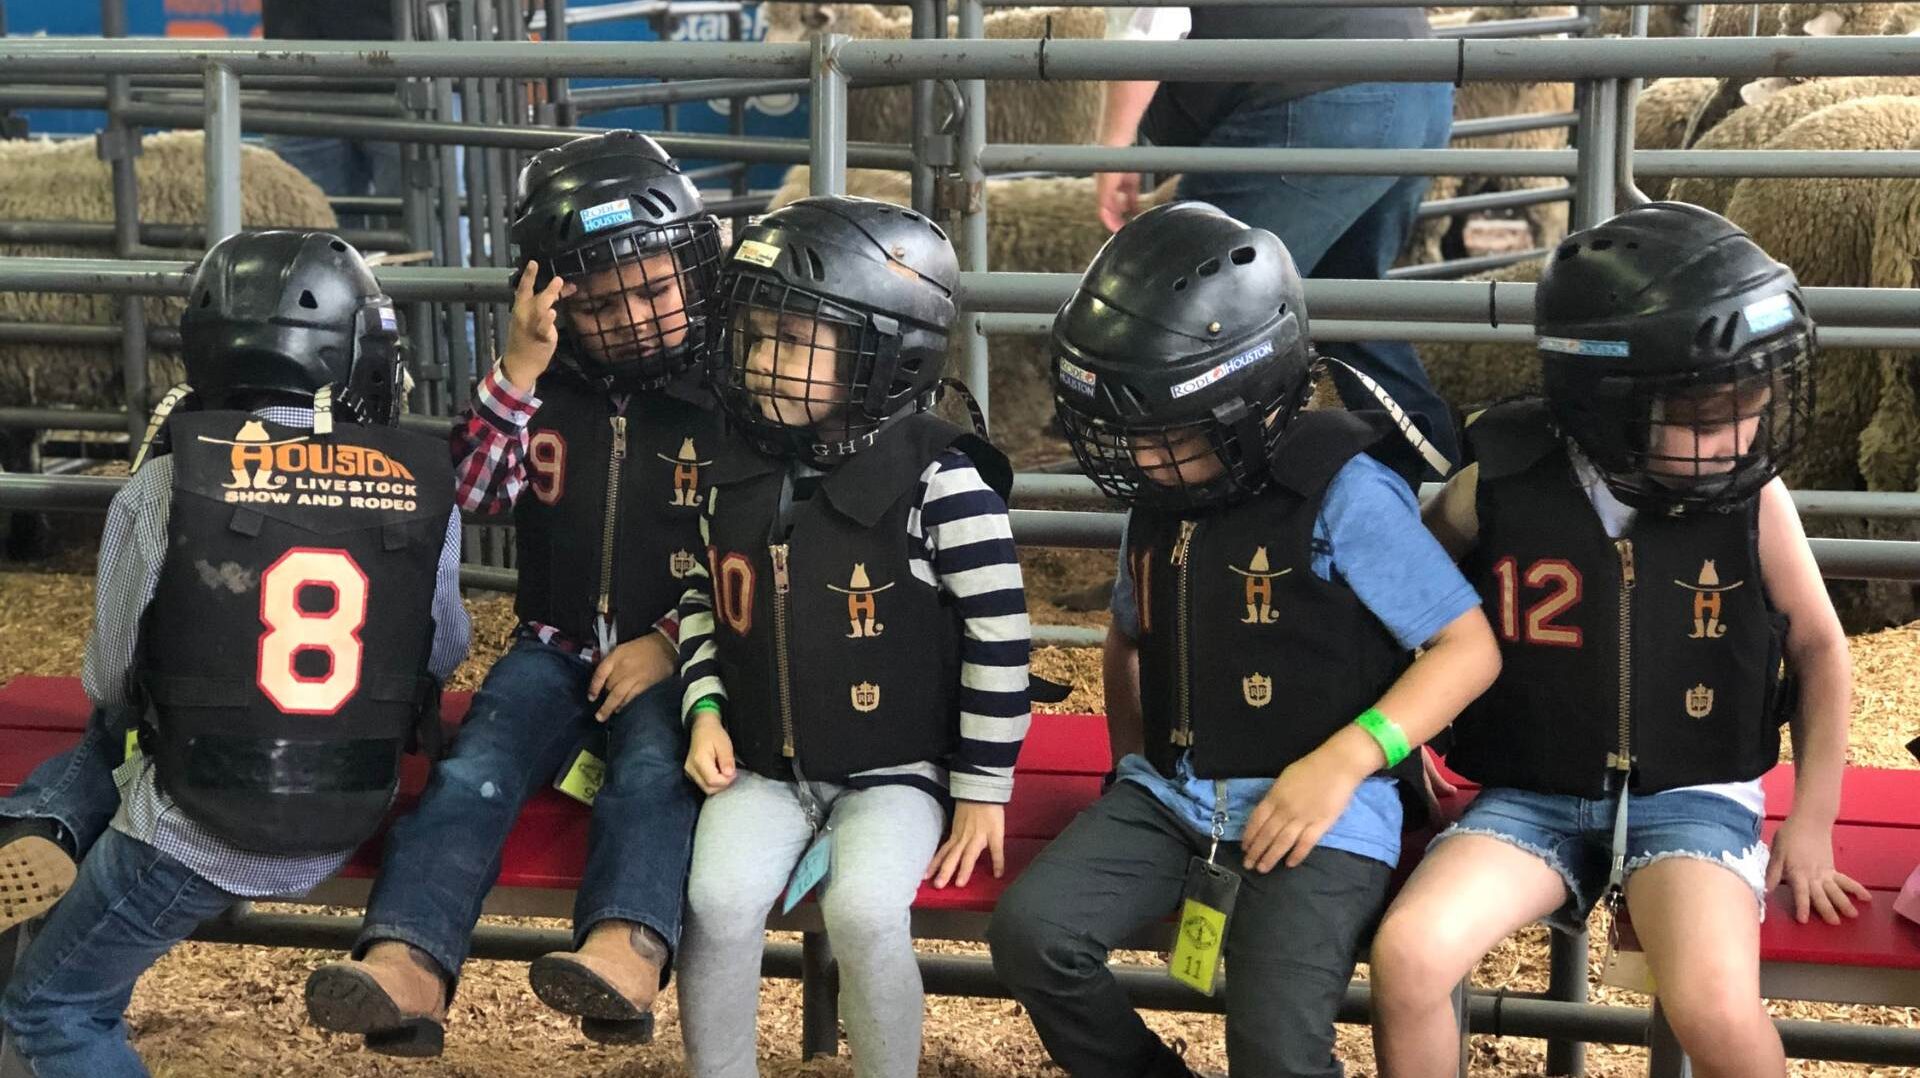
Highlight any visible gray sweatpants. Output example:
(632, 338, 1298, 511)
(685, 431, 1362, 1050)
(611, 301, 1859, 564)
(679, 770, 945, 1078)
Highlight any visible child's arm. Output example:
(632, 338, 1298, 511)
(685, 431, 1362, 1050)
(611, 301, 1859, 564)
(1242, 608, 1500, 872)
(1242, 456, 1501, 873)
(1103, 624, 1145, 768)
(1757, 478, 1873, 924)
(81, 465, 173, 709)
(425, 508, 473, 682)
(918, 453, 1031, 889)
(676, 506, 735, 793)
(1420, 461, 1481, 562)
(450, 264, 568, 516)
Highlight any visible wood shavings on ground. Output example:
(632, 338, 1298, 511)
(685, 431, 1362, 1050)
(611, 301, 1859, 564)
(3, 560, 1919, 1075)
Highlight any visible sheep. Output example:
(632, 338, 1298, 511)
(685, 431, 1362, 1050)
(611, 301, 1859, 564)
(759, 4, 1108, 150)
(768, 165, 1179, 462)
(1665, 76, 1920, 212)
(0, 131, 337, 411)
(1633, 78, 1722, 199)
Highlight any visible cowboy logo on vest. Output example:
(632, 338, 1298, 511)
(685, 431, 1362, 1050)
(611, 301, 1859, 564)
(1676, 559, 1744, 640)
(209, 420, 419, 509)
(1229, 545, 1289, 625)
(828, 563, 893, 639)
(659, 437, 714, 507)
(851, 680, 882, 713)
(1242, 673, 1273, 708)
(1686, 682, 1716, 719)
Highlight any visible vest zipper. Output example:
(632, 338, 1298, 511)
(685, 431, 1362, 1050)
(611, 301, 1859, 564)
(771, 542, 797, 757)
(1172, 519, 1198, 749)
(595, 415, 628, 627)
(1608, 538, 1636, 776)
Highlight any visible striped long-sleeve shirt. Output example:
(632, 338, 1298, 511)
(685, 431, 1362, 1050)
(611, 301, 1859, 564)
(676, 448, 1032, 804)
(450, 365, 678, 660)
(95, 406, 470, 898)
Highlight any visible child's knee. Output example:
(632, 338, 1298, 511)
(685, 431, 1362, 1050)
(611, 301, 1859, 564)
(685, 863, 776, 932)
(818, 886, 910, 947)
(987, 901, 1094, 988)
(1657, 982, 1769, 1047)
(1369, 907, 1460, 1000)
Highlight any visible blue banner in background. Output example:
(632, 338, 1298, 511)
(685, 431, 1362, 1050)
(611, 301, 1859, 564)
(2, 0, 807, 191)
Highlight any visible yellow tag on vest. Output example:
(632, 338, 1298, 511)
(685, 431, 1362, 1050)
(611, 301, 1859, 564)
(124, 728, 142, 761)
(1168, 856, 1239, 996)
(554, 748, 607, 806)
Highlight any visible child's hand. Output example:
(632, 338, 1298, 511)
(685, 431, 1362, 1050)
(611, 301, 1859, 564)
(1767, 812, 1873, 924)
(502, 260, 572, 391)
(925, 801, 1005, 889)
(684, 711, 736, 794)
(588, 632, 675, 722)
(1242, 744, 1370, 874)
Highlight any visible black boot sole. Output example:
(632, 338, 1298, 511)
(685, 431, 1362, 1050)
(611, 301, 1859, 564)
(305, 965, 445, 1058)
(528, 954, 656, 1044)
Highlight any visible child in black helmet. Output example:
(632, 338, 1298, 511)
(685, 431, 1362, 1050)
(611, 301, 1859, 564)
(0, 231, 468, 1077)
(671, 195, 1031, 1078)
(306, 130, 718, 1054)
(1371, 202, 1867, 1078)
(987, 201, 1498, 1077)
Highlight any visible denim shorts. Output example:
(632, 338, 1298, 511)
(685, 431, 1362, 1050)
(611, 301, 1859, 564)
(1433, 786, 1769, 931)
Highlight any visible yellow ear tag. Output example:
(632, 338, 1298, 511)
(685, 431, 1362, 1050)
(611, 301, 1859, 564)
(554, 747, 607, 806)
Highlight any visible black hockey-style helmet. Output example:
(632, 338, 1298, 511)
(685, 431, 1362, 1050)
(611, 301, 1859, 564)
(180, 230, 406, 425)
(509, 129, 722, 390)
(1051, 201, 1316, 509)
(710, 195, 958, 463)
(1537, 201, 1815, 512)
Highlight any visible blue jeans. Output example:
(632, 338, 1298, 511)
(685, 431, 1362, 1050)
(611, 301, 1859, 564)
(264, 135, 402, 231)
(0, 706, 128, 857)
(1, 829, 238, 1078)
(1438, 786, 1768, 931)
(1176, 81, 1461, 473)
(356, 638, 699, 991)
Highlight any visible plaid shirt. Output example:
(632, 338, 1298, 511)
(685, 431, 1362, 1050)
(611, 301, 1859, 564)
(451, 366, 678, 663)
(97, 406, 471, 897)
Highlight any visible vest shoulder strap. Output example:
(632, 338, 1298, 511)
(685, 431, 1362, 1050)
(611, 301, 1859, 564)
(1268, 409, 1386, 500)
(1467, 398, 1560, 481)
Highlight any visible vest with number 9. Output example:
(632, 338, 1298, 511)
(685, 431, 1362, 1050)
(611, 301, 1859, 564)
(138, 411, 454, 854)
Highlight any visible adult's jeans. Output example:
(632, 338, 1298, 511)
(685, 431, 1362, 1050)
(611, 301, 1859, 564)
(1176, 80, 1461, 474)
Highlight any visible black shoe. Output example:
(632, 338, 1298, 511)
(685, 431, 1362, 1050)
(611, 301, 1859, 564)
(0, 818, 77, 935)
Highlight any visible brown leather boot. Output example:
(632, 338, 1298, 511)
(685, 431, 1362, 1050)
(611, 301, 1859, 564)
(528, 919, 666, 1044)
(305, 940, 450, 1058)
(0, 820, 76, 935)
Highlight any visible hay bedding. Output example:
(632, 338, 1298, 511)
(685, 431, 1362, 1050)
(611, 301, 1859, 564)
(5, 567, 1920, 1074)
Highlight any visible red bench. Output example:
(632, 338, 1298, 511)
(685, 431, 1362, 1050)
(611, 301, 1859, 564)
(6, 674, 1920, 1072)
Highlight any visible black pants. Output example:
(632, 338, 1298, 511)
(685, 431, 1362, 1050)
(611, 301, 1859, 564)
(988, 782, 1390, 1078)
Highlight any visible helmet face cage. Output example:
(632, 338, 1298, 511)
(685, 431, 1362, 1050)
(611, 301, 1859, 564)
(1563, 328, 1813, 512)
(1054, 359, 1315, 511)
(711, 273, 898, 462)
(551, 218, 722, 390)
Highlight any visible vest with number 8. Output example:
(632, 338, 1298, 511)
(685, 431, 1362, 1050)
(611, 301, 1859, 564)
(138, 411, 454, 854)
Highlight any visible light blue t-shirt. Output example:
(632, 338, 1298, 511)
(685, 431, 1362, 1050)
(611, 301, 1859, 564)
(1109, 453, 1479, 866)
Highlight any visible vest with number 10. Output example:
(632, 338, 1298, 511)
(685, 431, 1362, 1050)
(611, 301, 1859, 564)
(1449, 400, 1788, 798)
(703, 413, 1010, 782)
(139, 411, 453, 854)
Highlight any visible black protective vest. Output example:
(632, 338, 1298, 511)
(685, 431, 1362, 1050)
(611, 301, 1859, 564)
(513, 367, 718, 646)
(1448, 400, 1788, 797)
(1129, 411, 1413, 783)
(703, 413, 1011, 782)
(138, 411, 453, 854)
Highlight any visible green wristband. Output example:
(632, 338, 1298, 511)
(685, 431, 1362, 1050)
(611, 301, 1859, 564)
(689, 696, 722, 720)
(1353, 708, 1411, 769)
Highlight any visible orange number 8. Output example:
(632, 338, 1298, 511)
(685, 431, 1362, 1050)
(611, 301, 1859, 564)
(257, 548, 369, 715)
